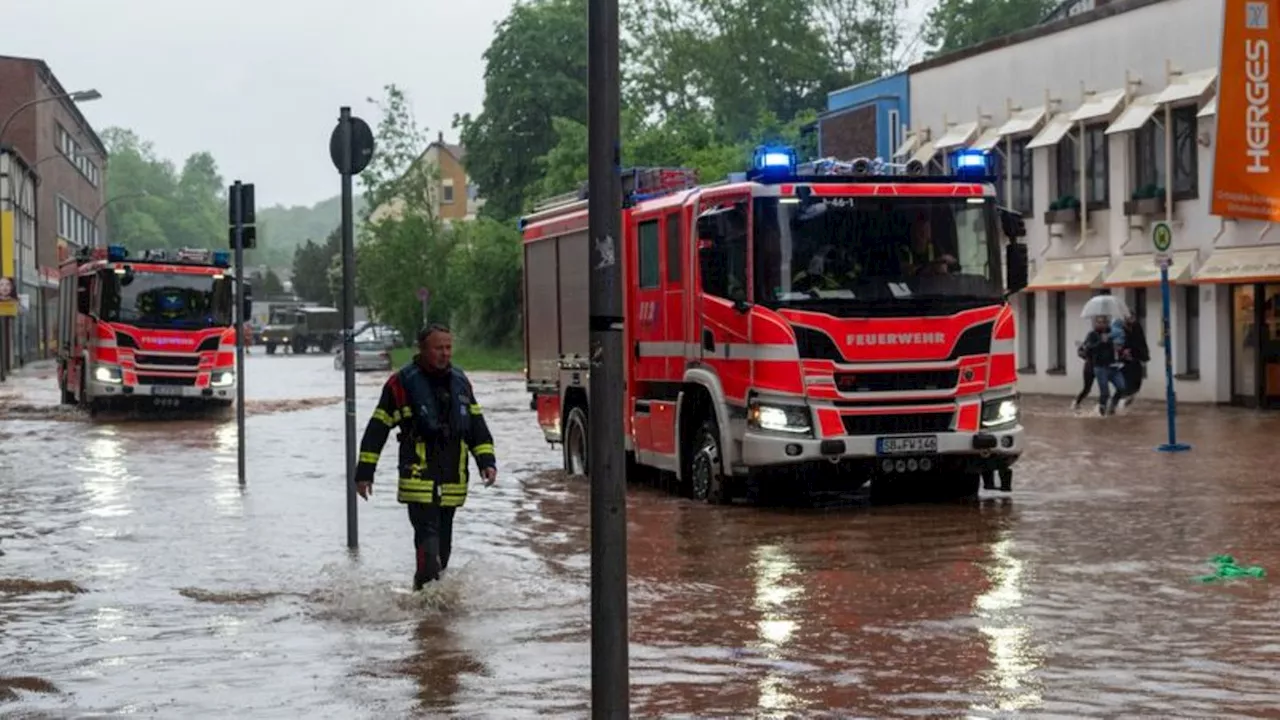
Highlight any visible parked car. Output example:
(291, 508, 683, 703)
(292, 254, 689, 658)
(334, 340, 394, 372)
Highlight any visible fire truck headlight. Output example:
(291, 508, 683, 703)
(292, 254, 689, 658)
(210, 371, 236, 388)
(94, 366, 122, 384)
(748, 401, 811, 435)
(981, 396, 1019, 429)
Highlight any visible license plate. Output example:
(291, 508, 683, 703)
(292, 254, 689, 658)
(876, 435, 938, 455)
(151, 386, 184, 397)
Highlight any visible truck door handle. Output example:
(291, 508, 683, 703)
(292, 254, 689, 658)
(702, 329, 715, 353)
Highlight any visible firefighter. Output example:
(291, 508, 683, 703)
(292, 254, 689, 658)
(354, 323, 498, 590)
(900, 212, 957, 276)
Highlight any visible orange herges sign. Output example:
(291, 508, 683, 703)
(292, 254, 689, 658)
(1212, 0, 1280, 221)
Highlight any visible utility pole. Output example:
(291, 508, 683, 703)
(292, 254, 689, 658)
(329, 107, 376, 550)
(228, 181, 256, 487)
(587, 0, 629, 714)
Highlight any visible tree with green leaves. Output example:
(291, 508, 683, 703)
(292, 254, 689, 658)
(922, 0, 1054, 57)
(456, 0, 588, 220)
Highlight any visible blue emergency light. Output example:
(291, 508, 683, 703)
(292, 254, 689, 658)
(748, 145, 797, 180)
(950, 149, 995, 179)
(106, 244, 129, 262)
(212, 250, 231, 268)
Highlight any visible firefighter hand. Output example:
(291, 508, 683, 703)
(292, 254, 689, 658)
(481, 467, 497, 487)
(356, 481, 372, 500)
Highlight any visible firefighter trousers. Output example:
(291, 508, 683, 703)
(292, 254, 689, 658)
(408, 503, 457, 588)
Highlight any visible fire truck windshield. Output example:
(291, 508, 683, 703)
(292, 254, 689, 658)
(752, 196, 1004, 310)
(98, 269, 234, 329)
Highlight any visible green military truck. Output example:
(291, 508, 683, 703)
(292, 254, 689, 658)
(261, 305, 342, 354)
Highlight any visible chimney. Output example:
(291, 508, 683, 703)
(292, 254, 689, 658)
(438, 131, 444, 143)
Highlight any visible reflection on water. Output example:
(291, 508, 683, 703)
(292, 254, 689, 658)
(973, 529, 1042, 713)
(3, 358, 1280, 716)
(751, 544, 803, 717)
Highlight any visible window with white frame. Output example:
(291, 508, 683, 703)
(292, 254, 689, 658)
(56, 197, 97, 247)
(56, 124, 101, 187)
(1008, 137, 1033, 216)
(1134, 106, 1199, 199)
(442, 178, 455, 203)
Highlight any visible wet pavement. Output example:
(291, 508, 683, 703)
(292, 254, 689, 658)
(2, 354, 1280, 718)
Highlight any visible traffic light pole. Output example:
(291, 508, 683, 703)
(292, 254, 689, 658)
(587, 0, 629, 714)
(231, 180, 248, 487)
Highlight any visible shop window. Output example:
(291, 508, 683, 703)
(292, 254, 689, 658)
(1051, 291, 1067, 372)
(1182, 285, 1200, 376)
(1131, 287, 1147, 324)
(1020, 292, 1036, 371)
(1134, 106, 1199, 199)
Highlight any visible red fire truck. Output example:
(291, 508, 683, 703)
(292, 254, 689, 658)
(56, 244, 250, 414)
(521, 147, 1030, 502)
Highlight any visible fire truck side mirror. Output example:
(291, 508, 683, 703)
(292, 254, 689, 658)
(1005, 242, 1029, 293)
(998, 207, 1026, 239)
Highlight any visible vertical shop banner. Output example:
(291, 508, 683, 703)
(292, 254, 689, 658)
(1213, 0, 1280, 220)
(1, 210, 17, 317)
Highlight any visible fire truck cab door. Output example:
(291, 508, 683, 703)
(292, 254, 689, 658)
(629, 213, 666, 453)
(694, 195, 752, 407)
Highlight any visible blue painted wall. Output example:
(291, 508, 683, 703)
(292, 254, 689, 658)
(820, 72, 910, 160)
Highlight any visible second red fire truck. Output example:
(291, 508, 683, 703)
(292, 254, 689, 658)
(56, 244, 249, 414)
(521, 146, 1030, 502)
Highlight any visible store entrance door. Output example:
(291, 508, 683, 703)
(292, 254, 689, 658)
(1231, 283, 1280, 408)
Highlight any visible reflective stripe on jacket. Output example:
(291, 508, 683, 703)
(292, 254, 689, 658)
(355, 361, 497, 507)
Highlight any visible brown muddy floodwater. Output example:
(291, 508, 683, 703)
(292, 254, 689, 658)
(3, 355, 1280, 718)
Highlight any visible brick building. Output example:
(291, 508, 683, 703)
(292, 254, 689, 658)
(816, 72, 910, 164)
(0, 55, 106, 362)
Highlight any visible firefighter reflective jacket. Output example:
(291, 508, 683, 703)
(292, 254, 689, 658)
(355, 361, 497, 507)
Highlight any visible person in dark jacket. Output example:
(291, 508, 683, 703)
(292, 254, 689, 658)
(1118, 311, 1150, 408)
(1080, 315, 1127, 416)
(1071, 343, 1095, 411)
(355, 324, 498, 590)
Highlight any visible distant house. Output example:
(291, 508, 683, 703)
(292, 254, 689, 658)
(369, 131, 484, 225)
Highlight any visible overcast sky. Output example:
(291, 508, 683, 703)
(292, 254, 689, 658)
(7, 0, 518, 208)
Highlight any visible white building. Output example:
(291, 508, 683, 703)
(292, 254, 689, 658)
(902, 0, 1276, 407)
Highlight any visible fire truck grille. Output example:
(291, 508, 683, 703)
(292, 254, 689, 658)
(135, 354, 201, 368)
(137, 374, 197, 387)
(834, 370, 958, 393)
(842, 412, 954, 436)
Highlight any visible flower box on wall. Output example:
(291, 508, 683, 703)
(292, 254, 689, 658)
(1124, 185, 1166, 217)
(1043, 206, 1081, 225)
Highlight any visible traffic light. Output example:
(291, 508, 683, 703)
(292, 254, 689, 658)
(228, 182, 257, 250)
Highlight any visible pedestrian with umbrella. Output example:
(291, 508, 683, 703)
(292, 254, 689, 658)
(1077, 295, 1129, 416)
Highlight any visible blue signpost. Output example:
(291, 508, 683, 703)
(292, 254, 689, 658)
(1152, 221, 1190, 453)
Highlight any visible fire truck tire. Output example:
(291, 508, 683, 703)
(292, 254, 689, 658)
(77, 369, 102, 417)
(688, 415, 732, 505)
(562, 405, 589, 477)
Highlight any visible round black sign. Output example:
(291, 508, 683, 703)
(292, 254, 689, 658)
(329, 115, 376, 175)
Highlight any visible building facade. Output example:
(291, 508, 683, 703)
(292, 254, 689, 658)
(0, 150, 38, 373)
(817, 72, 910, 162)
(902, 0, 1269, 406)
(0, 55, 106, 362)
(368, 132, 484, 225)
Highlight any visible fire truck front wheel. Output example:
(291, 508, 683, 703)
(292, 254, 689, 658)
(562, 405, 589, 478)
(77, 368, 103, 417)
(687, 416, 732, 505)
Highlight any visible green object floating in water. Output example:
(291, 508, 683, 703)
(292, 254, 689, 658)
(1195, 555, 1267, 583)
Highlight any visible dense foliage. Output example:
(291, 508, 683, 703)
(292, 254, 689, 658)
(102, 0, 1049, 367)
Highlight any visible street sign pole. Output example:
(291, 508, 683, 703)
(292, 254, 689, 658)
(588, 0, 629, 713)
(330, 106, 376, 550)
(1152, 221, 1190, 453)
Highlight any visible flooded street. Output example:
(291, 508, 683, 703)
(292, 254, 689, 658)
(3, 355, 1280, 718)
